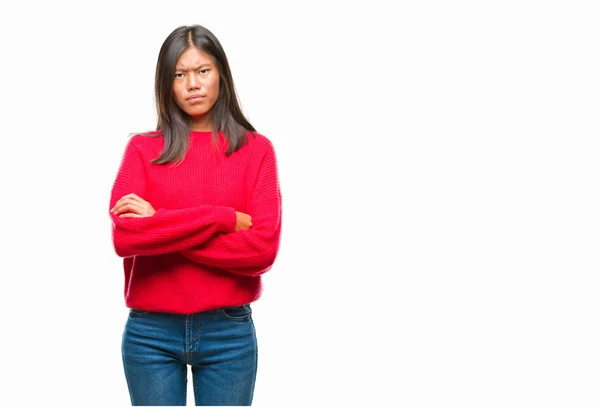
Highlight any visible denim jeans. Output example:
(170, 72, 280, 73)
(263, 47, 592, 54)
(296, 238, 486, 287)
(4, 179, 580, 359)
(121, 304, 258, 406)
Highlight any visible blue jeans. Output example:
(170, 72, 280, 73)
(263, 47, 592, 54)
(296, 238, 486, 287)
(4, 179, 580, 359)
(121, 304, 258, 406)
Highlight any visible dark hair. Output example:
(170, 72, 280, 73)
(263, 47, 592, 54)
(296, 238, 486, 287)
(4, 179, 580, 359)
(148, 24, 256, 164)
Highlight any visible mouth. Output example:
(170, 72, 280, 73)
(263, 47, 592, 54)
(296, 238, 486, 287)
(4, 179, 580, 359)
(187, 95, 206, 102)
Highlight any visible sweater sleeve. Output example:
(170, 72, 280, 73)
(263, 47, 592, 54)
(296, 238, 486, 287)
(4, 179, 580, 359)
(180, 138, 282, 276)
(109, 136, 237, 258)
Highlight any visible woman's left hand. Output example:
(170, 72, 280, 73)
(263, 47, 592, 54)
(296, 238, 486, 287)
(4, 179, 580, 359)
(110, 193, 156, 218)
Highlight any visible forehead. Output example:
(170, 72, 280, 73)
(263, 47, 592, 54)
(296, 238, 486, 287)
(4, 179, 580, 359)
(176, 47, 213, 68)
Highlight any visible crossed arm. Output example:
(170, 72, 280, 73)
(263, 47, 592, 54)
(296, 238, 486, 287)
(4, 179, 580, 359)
(109, 136, 281, 276)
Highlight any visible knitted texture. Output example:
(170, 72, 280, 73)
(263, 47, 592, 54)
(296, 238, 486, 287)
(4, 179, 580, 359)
(109, 131, 282, 314)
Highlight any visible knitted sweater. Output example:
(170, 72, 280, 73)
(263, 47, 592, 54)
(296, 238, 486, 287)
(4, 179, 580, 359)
(109, 130, 282, 314)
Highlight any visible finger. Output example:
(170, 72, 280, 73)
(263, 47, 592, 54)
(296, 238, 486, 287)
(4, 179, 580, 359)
(113, 202, 142, 216)
(125, 193, 142, 202)
(115, 195, 130, 205)
(125, 193, 146, 203)
(110, 203, 125, 213)
(111, 198, 127, 212)
(119, 212, 144, 218)
(113, 193, 143, 208)
(112, 197, 142, 213)
(111, 194, 151, 215)
(111, 203, 125, 215)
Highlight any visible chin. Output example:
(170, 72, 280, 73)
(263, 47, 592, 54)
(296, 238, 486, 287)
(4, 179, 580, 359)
(186, 108, 209, 117)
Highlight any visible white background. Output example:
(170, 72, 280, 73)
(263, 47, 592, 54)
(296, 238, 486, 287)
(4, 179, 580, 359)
(1, 1, 599, 406)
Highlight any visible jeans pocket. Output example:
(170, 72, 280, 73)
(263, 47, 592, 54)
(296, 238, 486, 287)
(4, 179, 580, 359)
(129, 308, 150, 317)
(220, 304, 252, 321)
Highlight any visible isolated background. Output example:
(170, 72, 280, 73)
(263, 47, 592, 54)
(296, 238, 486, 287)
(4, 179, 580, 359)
(1, 1, 598, 406)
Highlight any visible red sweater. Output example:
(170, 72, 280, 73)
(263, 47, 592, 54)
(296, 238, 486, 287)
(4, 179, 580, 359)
(109, 130, 282, 314)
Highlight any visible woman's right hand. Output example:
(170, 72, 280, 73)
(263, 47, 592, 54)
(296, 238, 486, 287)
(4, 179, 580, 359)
(235, 211, 253, 231)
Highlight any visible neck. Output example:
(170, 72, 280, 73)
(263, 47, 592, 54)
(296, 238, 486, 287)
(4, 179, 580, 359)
(191, 115, 213, 132)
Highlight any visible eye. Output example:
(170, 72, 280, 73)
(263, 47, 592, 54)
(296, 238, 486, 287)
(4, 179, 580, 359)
(199, 69, 210, 75)
(174, 73, 184, 78)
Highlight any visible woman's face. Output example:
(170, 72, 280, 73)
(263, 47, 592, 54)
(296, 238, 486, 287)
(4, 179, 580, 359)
(172, 47, 220, 130)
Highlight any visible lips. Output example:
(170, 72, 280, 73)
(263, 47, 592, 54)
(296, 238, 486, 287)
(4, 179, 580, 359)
(187, 95, 206, 101)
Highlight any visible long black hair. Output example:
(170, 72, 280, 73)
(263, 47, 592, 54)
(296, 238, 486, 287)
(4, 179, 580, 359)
(149, 24, 256, 164)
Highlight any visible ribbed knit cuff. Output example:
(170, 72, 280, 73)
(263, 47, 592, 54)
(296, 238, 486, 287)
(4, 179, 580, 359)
(216, 206, 237, 233)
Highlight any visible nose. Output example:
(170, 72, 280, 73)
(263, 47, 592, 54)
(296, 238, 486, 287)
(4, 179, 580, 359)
(187, 74, 200, 90)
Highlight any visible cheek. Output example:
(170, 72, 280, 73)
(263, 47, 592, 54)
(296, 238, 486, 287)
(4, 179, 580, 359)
(210, 79, 220, 98)
(173, 85, 184, 102)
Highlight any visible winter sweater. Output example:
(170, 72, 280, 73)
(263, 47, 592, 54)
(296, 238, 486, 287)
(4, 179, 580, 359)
(109, 130, 282, 314)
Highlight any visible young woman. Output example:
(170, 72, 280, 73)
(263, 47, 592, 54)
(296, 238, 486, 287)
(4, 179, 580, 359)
(109, 24, 282, 406)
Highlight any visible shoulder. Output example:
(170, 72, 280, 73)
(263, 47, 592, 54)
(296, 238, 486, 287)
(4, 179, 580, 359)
(246, 131, 276, 153)
(126, 131, 163, 151)
(118, 132, 163, 165)
(243, 132, 279, 170)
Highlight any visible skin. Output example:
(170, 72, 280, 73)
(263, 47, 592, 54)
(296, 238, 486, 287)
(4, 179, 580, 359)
(172, 46, 221, 131)
(110, 47, 252, 231)
(111, 193, 251, 231)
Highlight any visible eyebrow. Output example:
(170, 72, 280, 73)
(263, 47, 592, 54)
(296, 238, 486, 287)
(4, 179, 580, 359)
(175, 63, 211, 71)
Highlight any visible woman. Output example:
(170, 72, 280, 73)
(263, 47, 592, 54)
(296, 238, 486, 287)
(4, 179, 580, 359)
(109, 24, 282, 406)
